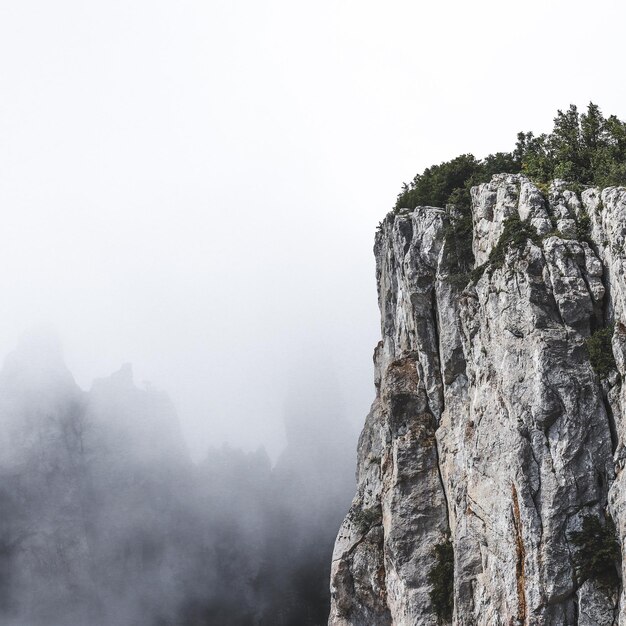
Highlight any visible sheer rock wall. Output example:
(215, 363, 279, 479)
(330, 175, 626, 625)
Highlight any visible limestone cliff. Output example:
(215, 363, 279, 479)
(329, 174, 626, 625)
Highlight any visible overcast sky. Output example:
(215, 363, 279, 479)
(0, 0, 624, 460)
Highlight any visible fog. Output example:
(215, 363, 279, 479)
(1, 0, 626, 623)
(0, 331, 357, 624)
(2, 0, 625, 459)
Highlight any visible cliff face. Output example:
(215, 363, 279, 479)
(329, 174, 626, 625)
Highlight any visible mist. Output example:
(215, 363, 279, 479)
(0, 331, 356, 625)
(2, 0, 625, 460)
(2, 0, 626, 624)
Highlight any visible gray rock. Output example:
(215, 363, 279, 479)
(556, 217, 577, 238)
(584, 185, 626, 625)
(330, 175, 624, 625)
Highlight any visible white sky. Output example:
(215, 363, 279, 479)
(0, 0, 625, 459)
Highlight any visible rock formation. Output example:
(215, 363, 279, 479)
(0, 334, 356, 625)
(329, 174, 626, 625)
(0, 336, 193, 626)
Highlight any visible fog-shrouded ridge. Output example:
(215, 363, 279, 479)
(0, 331, 356, 626)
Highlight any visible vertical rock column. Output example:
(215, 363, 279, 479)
(329, 209, 450, 626)
(585, 186, 626, 625)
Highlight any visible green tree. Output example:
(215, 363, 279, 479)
(395, 154, 482, 211)
(396, 103, 626, 213)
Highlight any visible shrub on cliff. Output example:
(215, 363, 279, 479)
(587, 325, 617, 378)
(488, 215, 542, 269)
(394, 103, 626, 216)
(349, 505, 381, 532)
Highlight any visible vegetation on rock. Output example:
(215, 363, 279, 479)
(519, 103, 626, 187)
(395, 103, 626, 215)
(393, 104, 626, 279)
(576, 211, 592, 243)
(349, 505, 381, 532)
(442, 205, 475, 279)
(488, 215, 542, 269)
(587, 325, 617, 378)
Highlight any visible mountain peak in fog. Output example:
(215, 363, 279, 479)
(109, 362, 134, 388)
(0, 328, 79, 409)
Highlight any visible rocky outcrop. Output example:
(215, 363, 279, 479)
(330, 175, 626, 625)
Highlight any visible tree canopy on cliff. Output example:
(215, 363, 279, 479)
(394, 103, 626, 212)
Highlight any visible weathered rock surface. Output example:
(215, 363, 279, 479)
(330, 174, 626, 625)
